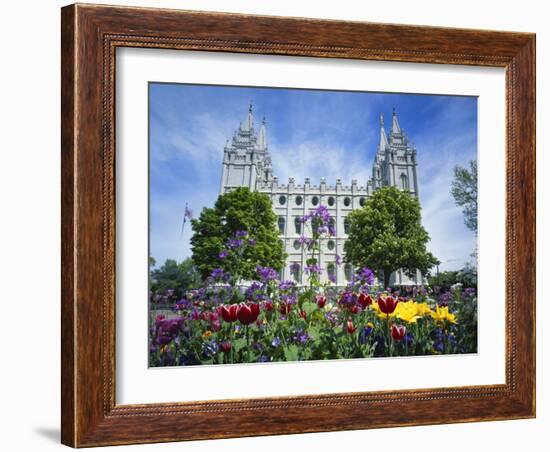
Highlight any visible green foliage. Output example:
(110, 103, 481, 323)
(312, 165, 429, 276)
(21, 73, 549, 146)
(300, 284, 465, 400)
(344, 186, 438, 288)
(150, 257, 202, 299)
(428, 265, 478, 291)
(190, 187, 285, 280)
(451, 160, 478, 233)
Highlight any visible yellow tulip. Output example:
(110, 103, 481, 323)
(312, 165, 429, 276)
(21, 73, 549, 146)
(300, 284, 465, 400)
(394, 301, 422, 324)
(430, 306, 457, 324)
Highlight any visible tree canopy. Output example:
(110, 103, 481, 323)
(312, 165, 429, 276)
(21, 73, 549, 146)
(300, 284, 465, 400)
(344, 186, 438, 288)
(190, 187, 285, 280)
(451, 160, 478, 233)
(150, 257, 202, 298)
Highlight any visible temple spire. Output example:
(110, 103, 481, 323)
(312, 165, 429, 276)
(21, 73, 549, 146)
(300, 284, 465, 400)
(257, 115, 268, 150)
(378, 113, 388, 150)
(391, 107, 401, 135)
(241, 103, 254, 132)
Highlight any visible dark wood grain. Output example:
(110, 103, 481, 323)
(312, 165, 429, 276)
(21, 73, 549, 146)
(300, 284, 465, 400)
(61, 3, 536, 447)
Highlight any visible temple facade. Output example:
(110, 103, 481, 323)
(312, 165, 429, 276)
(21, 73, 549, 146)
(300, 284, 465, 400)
(219, 104, 422, 286)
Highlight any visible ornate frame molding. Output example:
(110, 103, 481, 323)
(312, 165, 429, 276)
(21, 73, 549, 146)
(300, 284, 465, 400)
(61, 4, 535, 446)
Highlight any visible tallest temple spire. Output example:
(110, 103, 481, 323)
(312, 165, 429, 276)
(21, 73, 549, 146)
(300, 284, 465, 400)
(246, 102, 254, 131)
(391, 107, 402, 135)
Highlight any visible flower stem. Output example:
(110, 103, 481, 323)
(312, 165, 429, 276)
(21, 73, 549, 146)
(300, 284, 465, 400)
(246, 325, 250, 363)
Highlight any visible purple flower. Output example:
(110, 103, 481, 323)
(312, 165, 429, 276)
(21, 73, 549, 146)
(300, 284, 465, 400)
(248, 238, 256, 246)
(256, 265, 278, 281)
(211, 267, 225, 280)
(227, 238, 243, 249)
(279, 280, 296, 291)
(293, 329, 310, 345)
(312, 205, 331, 223)
(297, 236, 311, 246)
(245, 281, 265, 301)
(218, 249, 229, 259)
(305, 264, 322, 275)
(280, 293, 297, 305)
(335, 255, 342, 266)
(359, 325, 373, 344)
(271, 337, 281, 347)
(439, 291, 453, 305)
(328, 272, 337, 284)
(339, 290, 358, 307)
(324, 311, 339, 324)
(358, 267, 375, 285)
(235, 230, 248, 238)
(201, 340, 219, 358)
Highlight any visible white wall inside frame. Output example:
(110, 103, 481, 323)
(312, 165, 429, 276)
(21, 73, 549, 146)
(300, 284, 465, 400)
(116, 47, 505, 404)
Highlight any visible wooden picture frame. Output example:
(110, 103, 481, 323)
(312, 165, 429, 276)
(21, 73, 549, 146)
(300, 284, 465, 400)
(61, 3, 535, 447)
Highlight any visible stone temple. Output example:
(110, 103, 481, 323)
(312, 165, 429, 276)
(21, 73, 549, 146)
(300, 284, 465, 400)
(219, 104, 423, 286)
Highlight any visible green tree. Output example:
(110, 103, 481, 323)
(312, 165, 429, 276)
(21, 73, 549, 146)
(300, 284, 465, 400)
(190, 187, 285, 280)
(344, 186, 438, 288)
(451, 160, 478, 233)
(150, 257, 202, 298)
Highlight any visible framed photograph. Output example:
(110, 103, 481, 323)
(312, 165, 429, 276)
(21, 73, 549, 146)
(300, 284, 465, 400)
(61, 3, 536, 447)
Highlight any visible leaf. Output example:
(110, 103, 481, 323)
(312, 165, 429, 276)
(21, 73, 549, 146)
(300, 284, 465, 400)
(301, 301, 317, 316)
(232, 338, 247, 353)
(283, 345, 299, 362)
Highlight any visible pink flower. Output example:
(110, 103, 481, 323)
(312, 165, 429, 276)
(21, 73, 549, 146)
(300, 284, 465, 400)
(391, 324, 406, 341)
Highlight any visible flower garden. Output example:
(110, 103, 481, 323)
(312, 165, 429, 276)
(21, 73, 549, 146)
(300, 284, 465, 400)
(149, 204, 477, 367)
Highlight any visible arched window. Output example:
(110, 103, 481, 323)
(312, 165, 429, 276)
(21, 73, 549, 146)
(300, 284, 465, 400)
(328, 196, 335, 206)
(311, 196, 319, 206)
(327, 263, 336, 283)
(290, 263, 301, 282)
(327, 240, 335, 251)
(279, 195, 286, 205)
(278, 217, 285, 234)
(344, 197, 351, 207)
(295, 195, 303, 206)
(328, 218, 335, 234)
(293, 239, 301, 250)
(344, 263, 353, 282)
(400, 174, 409, 190)
(294, 217, 302, 234)
(359, 197, 366, 207)
(344, 217, 350, 234)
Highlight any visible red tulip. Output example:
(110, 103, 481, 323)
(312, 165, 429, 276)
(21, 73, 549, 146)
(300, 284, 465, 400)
(264, 300, 274, 311)
(316, 295, 327, 308)
(391, 324, 406, 341)
(237, 302, 260, 325)
(351, 305, 361, 315)
(220, 304, 239, 322)
(346, 320, 357, 334)
(220, 341, 232, 353)
(211, 320, 221, 331)
(358, 293, 373, 308)
(378, 295, 399, 315)
(299, 309, 307, 320)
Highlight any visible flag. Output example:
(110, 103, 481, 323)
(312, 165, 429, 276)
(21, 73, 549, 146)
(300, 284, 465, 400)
(181, 203, 193, 238)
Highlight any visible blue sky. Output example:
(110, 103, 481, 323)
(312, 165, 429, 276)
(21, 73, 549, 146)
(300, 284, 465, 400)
(149, 83, 477, 272)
